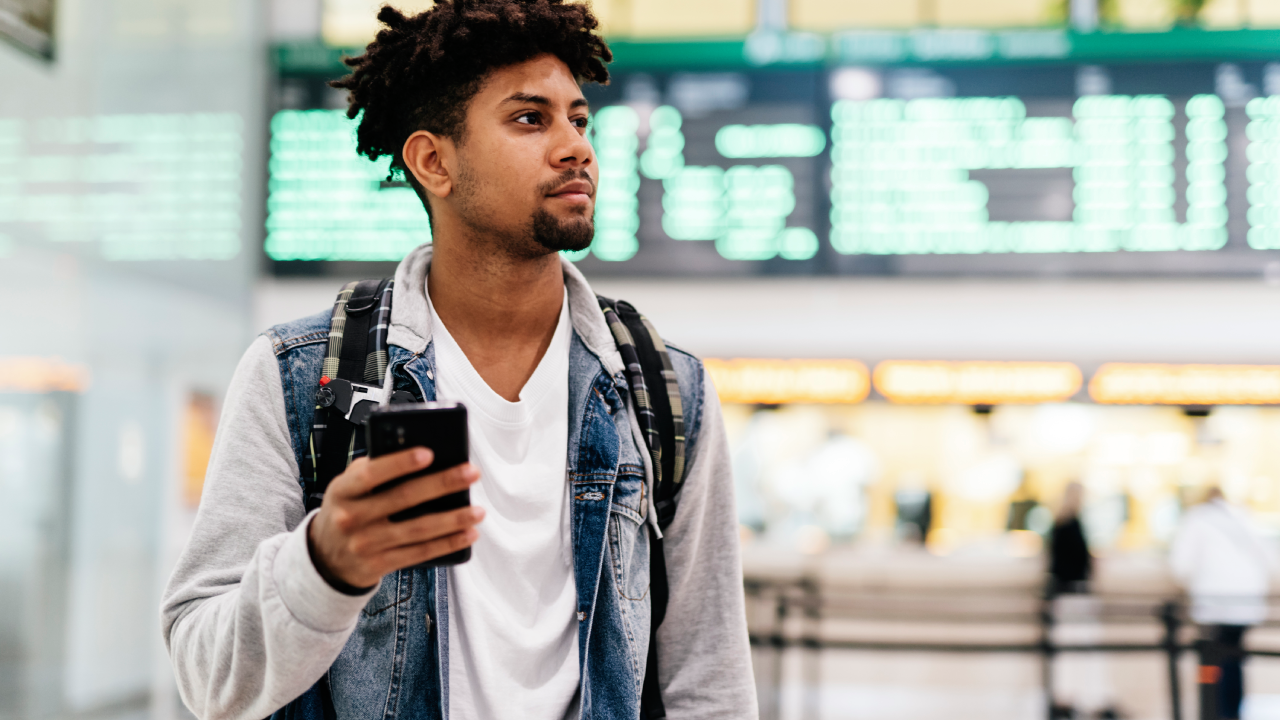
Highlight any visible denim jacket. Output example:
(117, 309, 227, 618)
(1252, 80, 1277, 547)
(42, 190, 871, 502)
(265, 311, 704, 720)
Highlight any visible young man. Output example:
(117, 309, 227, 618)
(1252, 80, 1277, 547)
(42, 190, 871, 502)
(160, 2, 756, 720)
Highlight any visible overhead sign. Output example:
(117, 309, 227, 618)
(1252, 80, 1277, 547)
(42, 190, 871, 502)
(1090, 363, 1280, 405)
(705, 358, 871, 404)
(688, 359, 1280, 406)
(266, 110, 426, 261)
(874, 360, 1083, 404)
(0, 356, 88, 393)
(0, 113, 243, 260)
(268, 61, 1280, 276)
(831, 94, 1228, 255)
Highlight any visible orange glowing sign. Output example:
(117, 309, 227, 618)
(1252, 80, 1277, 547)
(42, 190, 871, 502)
(705, 358, 871, 404)
(873, 360, 1082, 404)
(184, 393, 219, 508)
(1089, 363, 1280, 405)
(0, 357, 89, 393)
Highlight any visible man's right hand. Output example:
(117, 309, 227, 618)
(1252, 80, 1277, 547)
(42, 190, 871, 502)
(308, 447, 484, 590)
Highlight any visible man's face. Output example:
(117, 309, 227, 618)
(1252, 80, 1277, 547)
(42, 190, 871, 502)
(450, 54, 597, 256)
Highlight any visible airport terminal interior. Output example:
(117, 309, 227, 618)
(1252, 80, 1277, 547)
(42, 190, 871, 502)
(11, 0, 1280, 718)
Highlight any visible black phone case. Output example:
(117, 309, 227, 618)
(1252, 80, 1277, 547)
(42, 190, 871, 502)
(366, 403, 471, 567)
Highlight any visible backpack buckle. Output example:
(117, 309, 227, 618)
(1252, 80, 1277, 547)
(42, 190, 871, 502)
(316, 378, 386, 425)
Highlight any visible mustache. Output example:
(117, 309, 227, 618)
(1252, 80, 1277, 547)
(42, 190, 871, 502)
(538, 169, 595, 196)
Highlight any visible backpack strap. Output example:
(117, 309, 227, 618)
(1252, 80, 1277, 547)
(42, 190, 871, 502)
(278, 279, 407, 720)
(302, 278, 407, 512)
(597, 297, 687, 505)
(597, 295, 687, 720)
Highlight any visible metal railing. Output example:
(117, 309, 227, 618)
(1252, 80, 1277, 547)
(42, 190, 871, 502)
(744, 577, 1280, 720)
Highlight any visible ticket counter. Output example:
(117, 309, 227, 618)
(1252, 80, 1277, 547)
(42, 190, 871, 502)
(718, 359, 1280, 559)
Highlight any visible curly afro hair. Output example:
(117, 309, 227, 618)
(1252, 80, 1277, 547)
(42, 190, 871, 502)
(330, 0, 611, 204)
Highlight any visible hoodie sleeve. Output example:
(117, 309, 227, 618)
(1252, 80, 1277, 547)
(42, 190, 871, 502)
(656, 369, 759, 719)
(159, 336, 375, 720)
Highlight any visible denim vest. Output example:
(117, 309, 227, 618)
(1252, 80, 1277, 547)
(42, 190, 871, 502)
(263, 309, 705, 720)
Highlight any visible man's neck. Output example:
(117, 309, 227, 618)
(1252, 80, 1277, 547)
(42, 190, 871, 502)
(426, 234, 566, 402)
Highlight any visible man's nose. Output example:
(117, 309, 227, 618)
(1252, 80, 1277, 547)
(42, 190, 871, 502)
(551, 120, 594, 171)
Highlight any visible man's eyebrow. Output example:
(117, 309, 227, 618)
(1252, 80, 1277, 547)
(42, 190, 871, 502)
(500, 93, 590, 111)
(501, 92, 551, 107)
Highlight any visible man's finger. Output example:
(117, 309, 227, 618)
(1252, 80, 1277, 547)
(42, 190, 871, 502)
(365, 463, 479, 519)
(377, 528, 480, 573)
(349, 447, 435, 495)
(366, 505, 485, 552)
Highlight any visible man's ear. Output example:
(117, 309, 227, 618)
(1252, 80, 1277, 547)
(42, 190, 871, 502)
(402, 130, 454, 201)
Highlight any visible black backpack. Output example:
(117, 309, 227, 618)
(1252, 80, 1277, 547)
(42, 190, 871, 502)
(305, 278, 687, 719)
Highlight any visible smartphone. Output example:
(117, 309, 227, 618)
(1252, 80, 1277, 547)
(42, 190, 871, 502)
(365, 402, 472, 567)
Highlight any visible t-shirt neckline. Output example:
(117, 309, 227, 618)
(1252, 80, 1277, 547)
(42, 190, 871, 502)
(428, 290, 571, 426)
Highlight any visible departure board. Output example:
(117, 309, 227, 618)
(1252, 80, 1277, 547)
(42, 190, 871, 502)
(0, 113, 243, 261)
(569, 103, 823, 264)
(267, 61, 1280, 276)
(830, 94, 1227, 254)
(266, 110, 427, 261)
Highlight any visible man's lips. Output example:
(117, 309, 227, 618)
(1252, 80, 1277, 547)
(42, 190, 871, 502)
(547, 180, 594, 200)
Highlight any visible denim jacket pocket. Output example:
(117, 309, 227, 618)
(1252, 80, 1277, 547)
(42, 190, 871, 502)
(608, 499, 650, 602)
(607, 485, 651, 685)
(362, 569, 413, 616)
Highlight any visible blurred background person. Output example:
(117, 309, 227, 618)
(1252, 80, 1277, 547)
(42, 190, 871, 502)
(1049, 481, 1092, 597)
(1171, 486, 1279, 720)
(1046, 481, 1120, 720)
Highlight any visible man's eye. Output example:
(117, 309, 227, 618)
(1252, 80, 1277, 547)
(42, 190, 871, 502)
(516, 112, 541, 125)
(572, 117, 589, 129)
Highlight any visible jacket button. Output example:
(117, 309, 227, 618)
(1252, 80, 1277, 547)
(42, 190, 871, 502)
(577, 611, 586, 622)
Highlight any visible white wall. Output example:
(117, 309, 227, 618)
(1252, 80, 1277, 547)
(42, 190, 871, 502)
(256, 274, 1280, 368)
(270, 0, 321, 40)
(0, 0, 265, 712)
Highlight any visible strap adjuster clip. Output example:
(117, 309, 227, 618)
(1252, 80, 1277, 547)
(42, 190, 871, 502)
(315, 378, 385, 425)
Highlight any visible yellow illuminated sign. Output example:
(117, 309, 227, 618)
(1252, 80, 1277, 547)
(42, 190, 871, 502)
(1090, 363, 1280, 405)
(705, 358, 870, 405)
(598, 0, 755, 38)
(322, 0, 434, 47)
(0, 357, 89, 393)
(874, 360, 1082, 404)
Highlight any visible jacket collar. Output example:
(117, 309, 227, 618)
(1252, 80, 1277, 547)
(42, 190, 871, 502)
(386, 243, 624, 377)
(388, 243, 661, 531)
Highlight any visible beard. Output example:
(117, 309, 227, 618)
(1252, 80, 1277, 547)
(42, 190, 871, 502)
(531, 206, 594, 253)
(530, 169, 595, 253)
(452, 164, 596, 256)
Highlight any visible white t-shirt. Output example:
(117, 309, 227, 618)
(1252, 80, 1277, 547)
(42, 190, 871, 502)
(429, 292, 579, 720)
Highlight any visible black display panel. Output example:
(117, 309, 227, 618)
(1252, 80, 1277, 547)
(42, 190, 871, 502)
(268, 61, 1280, 277)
